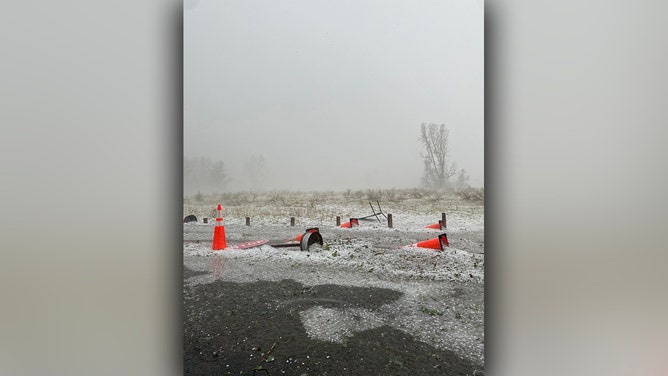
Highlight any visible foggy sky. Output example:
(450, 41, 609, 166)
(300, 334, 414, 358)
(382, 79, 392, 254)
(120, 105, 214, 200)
(184, 0, 483, 192)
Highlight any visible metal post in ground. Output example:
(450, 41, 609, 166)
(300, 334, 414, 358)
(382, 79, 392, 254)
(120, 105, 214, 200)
(290, 217, 295, 226)
(442, 212, 447, 228)
(388, 213, 393, 228)
(246, 217, 250, 226)
(336, 216, 341, 226)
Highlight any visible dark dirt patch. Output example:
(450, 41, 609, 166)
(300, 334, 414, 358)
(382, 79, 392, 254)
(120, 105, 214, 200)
(184, 279, 482, 375)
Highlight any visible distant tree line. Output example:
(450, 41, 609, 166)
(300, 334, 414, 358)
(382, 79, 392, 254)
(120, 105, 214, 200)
(184, 156, 231, 196)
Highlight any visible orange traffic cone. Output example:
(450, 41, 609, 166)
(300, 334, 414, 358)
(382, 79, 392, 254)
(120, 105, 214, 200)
(291, 233, 305, 242)
(425, 220, 443, 230)
(287, 227, 319, 242)
(340, 218, 359, 228)
(406, 233, 449, 251)
(212, 204, 227, 250)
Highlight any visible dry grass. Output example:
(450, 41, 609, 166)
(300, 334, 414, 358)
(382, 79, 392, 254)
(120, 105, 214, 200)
(183, 189, 484, 221)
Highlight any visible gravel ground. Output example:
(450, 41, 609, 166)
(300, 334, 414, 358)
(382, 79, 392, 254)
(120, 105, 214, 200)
(184, 201, 484, 375)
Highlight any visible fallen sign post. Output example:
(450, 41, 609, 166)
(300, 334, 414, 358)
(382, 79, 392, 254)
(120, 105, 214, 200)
(357, 201, 388, 223)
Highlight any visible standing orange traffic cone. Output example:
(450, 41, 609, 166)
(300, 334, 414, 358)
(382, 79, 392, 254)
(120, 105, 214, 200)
(212, 204, 227, 250)
(340, 218, 359, 228)
(425, 220, 443, 230)
(405, 233, 449, 251)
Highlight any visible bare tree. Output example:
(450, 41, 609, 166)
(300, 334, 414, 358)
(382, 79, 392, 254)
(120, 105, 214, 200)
(420, 123, 457, 191)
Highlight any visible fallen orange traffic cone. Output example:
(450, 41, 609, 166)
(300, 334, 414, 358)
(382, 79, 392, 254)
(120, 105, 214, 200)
(212, 204, 227, 250)
(286, 227, 320, 242)
(425, 220, 443, 230)
(405, 233, 449, 251)
(340, 218, 359, 228)
(291, 233, 305, 242)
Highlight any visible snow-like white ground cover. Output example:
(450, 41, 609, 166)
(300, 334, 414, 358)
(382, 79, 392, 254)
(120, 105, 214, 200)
(183, 190, 484, 364)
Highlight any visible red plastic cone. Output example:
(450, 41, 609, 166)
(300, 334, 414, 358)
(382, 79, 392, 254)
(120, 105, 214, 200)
(425, 220, 443, 230)
(415, 237, 441, 249)
(212, 204, 227, 250)
(286, 228, 319, 243)
(340, 218, 359, 228)
(287, 233, 304, 242)
(405, 233, 449, 251)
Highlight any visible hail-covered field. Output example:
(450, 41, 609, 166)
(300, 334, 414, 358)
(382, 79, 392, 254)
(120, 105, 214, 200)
(183, 190, 484, 375)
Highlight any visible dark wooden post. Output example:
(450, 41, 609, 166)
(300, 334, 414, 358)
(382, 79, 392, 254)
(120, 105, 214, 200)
(387, 213, 393, 228)
(290, 217, 295, 226)
(246, 217, 250, 226)
(203, 217, 208, 224)
(336, 216, 341, 226)
(442, 212, 447, 228)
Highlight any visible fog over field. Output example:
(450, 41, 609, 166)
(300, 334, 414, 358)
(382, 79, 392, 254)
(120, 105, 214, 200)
(184, 0, 483, 193)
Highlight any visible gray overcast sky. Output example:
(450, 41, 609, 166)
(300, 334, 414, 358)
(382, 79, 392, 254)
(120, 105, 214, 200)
(184, 0, 483, 192)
